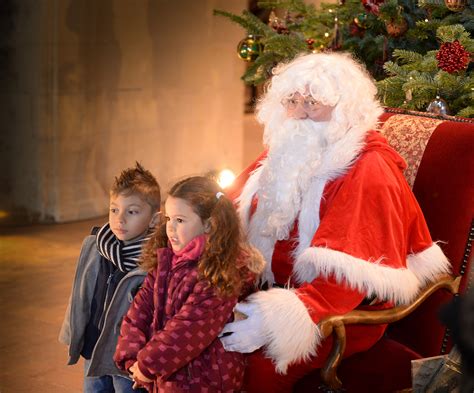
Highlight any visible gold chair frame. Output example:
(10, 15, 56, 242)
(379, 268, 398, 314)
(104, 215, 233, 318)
(318, 275, 461, 390)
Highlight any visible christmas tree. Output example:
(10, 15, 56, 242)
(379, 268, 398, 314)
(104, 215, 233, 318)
(214, 0, 473, 117)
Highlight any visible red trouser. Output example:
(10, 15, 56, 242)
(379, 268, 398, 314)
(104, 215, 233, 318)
(243, 324, 386, 393)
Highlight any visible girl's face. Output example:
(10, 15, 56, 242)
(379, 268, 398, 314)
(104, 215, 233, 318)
(165, 196, 208, 252)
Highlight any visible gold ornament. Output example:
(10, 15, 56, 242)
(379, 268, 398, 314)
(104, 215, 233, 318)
(237, 35, 263, 62)
(385, 18, 408, 37)
(444, 0, 467, 11)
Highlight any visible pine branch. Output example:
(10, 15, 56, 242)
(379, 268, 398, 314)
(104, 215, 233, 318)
(410, 94, 434, 109)
(383, 61, 409, 77)
(264, 32, 309, 56)
(379, 0, 404, 23)
(451, 91, 474, 111)
(434, 71, 467, 99)
(460, 10, 474, 32)
(213, 9, 275, 36)
(436, 24, 470, 42)
(404, 81, 438, 103)
(418, 0, 444, 6)
(258, 0, 317, 15)
(408, 19, 439, 41)
(456, 106, 474, 118)
(242, 51, 284, 84)
(406, 72, 435, 85)
(377, 76, 407, 106)
(418, 57, 438, 72)
(392, 49, 424, 64)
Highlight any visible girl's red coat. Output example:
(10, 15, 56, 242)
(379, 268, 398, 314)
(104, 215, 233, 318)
(114, 236, 245, 392)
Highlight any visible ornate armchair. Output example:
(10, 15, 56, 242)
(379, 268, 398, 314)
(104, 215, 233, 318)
(295, 109, 474, 392)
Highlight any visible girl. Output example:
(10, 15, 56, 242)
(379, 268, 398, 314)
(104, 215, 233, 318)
(114, 176, 263, 392)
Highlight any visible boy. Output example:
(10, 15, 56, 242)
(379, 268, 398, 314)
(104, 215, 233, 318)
(59, 162, 160, 393)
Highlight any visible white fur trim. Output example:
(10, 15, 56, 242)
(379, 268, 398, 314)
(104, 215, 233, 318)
(293, 177, 327, 258)
(407, 243, 451, 285)
(248, 288, 321, 374)
(237, 161, 277, 284)
(249, 234, 276, 285)
(237, 163, 265, 232)
(293, 245, 450, 305)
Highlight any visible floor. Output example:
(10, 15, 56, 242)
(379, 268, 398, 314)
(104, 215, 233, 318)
(0, 217, 105, 393)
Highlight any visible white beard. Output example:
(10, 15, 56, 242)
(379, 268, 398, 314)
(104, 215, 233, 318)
(256, 118, 328, 241)
(244, 102, 376, 285)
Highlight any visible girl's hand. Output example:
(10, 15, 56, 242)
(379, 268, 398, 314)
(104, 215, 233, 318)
(129, 361, 154, 389)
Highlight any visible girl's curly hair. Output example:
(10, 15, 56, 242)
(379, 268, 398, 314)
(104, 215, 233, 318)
(140, 176, 259, 296)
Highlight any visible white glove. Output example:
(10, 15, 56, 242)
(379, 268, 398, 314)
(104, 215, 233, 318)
(219, 301, 267, 353)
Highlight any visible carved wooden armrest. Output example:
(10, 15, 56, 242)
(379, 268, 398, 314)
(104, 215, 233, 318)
(317, 275, 461, 390)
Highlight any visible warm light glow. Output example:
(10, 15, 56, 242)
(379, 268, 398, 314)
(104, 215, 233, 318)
(217, 169, 236, 189)
(0, 210, 9, 219)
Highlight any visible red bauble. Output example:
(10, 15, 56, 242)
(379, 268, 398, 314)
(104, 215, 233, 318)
(361, 0, 384, 15)
(268, 11, 290, 35)
(306, 38, 315, 51)
(436, 40, 471, 73)
(349, 21, 365, 37)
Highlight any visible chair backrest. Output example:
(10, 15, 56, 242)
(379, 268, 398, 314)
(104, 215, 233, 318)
(378, 108, 474, 357)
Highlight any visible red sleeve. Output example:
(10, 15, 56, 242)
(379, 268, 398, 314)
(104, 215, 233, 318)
(136, 282, 237, 380)
(296, 276, 366, 323)
(114, 269, 156, 372)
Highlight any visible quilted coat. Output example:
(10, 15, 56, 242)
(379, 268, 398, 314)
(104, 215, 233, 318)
(114, 235, 256, 392)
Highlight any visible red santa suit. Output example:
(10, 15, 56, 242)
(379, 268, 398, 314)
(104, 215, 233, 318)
(226, 130, 450, 392)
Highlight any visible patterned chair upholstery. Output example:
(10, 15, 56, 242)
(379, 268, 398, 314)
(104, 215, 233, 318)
(295, 108, 474, 393)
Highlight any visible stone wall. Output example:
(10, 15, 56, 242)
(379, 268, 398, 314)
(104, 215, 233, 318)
(0, 0, 247, 223)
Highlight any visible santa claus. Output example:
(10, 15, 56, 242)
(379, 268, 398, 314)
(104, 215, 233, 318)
(220, 52, 451, 391)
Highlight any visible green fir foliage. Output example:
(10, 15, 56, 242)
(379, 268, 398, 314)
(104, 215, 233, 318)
(377, 25, 473, 117)
(215, 0, 473, 117)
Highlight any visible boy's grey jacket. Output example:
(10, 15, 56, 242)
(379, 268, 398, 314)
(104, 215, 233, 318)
(58, 234, 146, 377)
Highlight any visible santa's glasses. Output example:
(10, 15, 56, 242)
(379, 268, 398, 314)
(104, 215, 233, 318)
(281, 93, 323, 112)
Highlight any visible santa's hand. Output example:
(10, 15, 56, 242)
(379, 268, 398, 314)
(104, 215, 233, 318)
(220, 301, 266, 353)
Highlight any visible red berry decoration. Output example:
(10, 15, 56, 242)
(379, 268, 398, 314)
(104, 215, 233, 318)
(436, 40, 471, 73)
(361, 0, 384, 15)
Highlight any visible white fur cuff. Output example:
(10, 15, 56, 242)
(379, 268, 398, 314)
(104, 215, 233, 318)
(407, 243, 451, 285)
(248, 288, 321, 374)
(294, 243, 451, 305)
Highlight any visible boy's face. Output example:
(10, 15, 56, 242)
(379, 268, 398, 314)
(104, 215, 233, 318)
(109, 192, 158, 244)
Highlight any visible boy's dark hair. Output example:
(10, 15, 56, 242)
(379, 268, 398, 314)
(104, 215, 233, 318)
(111, 162, 161, 211)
